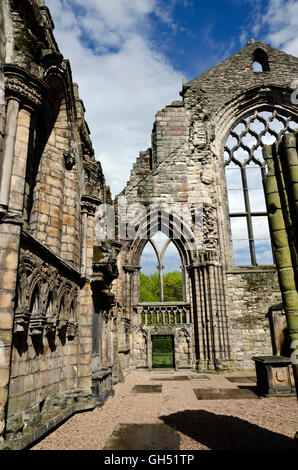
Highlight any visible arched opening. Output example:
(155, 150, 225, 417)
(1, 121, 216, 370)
(30, 285, 40, 314)
(162, 241, 183, 302)
(140, 240, 160, 302)
(224, 108, 298, 265)
(252, 48, 269, 72)
(139, 231, 183, 302)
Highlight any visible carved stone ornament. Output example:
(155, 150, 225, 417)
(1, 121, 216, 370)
(45, 317, 57, 336)
(203, 204, 218, 249)
(81, 195, 101, 216)
(64, 151, 76, 170)
(3, 65, 47, 109)
(57, 318, 68, 333)
(200, 168, 214, 185)
(29, 312, 46, 336)
(66, 320, 78, 339)
(13, 306, 30, 334)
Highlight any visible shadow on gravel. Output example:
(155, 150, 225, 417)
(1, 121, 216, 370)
(159, 409, 297, 450)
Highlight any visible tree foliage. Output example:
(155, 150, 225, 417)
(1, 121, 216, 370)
(163, 271, 183, 301)
(140, 272, 159, 302)
(140, 271, 183, 302)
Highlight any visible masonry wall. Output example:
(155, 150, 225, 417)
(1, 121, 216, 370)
(227, 269, 282, 369)
(7, 251, 81, 437)
(28, 78, 82, 268)
(0, 1, 5, 174)
(0, 0, 113, 450)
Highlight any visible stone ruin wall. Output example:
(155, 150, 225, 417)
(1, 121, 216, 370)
(0, 0, 298, 450)
(0, 0, 115, 449)
(117, 40, 298, 370)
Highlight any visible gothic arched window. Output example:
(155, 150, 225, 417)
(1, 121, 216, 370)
(140, 231, 183, 302)
(224, 109, 298, 266)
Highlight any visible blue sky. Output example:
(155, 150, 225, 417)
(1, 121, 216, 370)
(45, 0, 297, 271)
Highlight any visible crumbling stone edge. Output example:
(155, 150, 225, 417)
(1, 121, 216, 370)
(0, 400, 96, 450)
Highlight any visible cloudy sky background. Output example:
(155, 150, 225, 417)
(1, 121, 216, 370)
(45, 0, 298, 269)
(45, 0, 298, 196)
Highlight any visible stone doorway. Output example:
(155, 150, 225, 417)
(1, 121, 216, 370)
(152, 335, 175, 369)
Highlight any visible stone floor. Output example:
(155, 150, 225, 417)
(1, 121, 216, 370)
(31, 369, 298, 450)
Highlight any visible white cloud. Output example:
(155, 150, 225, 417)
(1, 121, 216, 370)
(45, 0, 182, 196)
(261, 0, 298, 56)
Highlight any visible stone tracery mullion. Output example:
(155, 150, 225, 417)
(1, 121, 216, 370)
(224, 108, 298, 266)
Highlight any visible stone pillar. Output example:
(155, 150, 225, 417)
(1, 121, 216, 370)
(80, 208, 88, 276)
(158, 263, 164, 302)
(263, 143, 298, 396)
(0, 66, 46, 439)
(78, 196, 100, 396)
(131, 267, 141, 311)
(9, 108, 32, 215)
(123, 265, 140, 316)
(0, 98, 19, 211)
(191, 251, 232, 371)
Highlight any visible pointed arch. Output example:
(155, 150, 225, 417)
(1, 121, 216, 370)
(211, 84, 298, 267)
(128, 208, 195, 268)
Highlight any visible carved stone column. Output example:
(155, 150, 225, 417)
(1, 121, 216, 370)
(81, 195, 101, 277)
(190, 251, 232, 371)
(0, 97, 19, 211)
(123, 265, 140, 317)
(0, 65, 46, 214)
(77, 196, 101, 398)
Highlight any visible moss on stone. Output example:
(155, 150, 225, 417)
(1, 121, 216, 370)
(93, 246, 104, 262)
(14, 27, 42, 64)
(244, 272, 277, 291)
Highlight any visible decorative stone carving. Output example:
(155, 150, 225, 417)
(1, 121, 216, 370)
(203, 204, 218, 249)
(14, 247, 79, 341)
(81, 195, 101, 216)
(13, 306, 30, 334)
(63, 151, 76, 170)
(200, 168, 214, 185)
(66, 320, 78, 340)
(45, 317, 57, 336)
(3, 65, 47, 109)
(57, 318, 68, 335)
(29, 313, 46, 336)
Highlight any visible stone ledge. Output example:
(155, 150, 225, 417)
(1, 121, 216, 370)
(226, 266, 277, 274)
(92, 368, 113, 380)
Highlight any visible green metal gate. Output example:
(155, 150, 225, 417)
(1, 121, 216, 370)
(152, 335, 174, 368)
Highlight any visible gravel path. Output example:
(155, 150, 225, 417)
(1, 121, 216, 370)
(31, 370, 297, 450)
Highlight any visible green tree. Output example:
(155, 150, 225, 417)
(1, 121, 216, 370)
(139, 271, 183, 302)
(140, 272, 160, 302)
(163, 271, 183, 301)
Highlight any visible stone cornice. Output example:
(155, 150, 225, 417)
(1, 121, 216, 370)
(123, 265, 141, 273)
(81, 195, 102, 215)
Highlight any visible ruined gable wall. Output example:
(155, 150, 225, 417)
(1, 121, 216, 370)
(181, 42, 298, 368)
(117, 42, 298, 370)
(183, 41, 298, 118)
